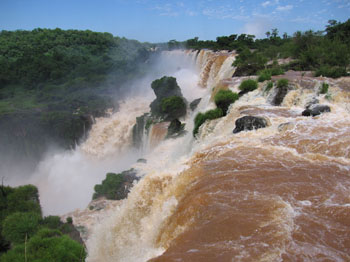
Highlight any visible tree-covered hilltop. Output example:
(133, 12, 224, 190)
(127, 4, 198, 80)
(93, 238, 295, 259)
(181, 19, 350, 78)
(0, 28, 152, 168)
(0, 184, 85, 261)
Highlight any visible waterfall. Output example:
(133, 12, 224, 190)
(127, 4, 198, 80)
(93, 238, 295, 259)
(25, 49, 350, 261)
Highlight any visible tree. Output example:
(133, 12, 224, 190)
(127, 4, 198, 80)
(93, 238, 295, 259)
(271, 28, 279, 38)
(2, 212, 41, 245)
(0, 228, 86, 262)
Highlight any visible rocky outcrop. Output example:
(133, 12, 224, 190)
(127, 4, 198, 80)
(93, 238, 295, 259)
(190, 98, 201, 111)
(272, 85, 289, 106)
(302, 104, 331, 117)
(93, 169, 140, 200)
(167, 119, 185, 138)
(150, 76, 186, 119)
(233, 116, 269, 134)
(132, 113, 151, 148)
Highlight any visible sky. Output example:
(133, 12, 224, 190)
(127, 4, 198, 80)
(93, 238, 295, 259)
(0, 0, 349, 42)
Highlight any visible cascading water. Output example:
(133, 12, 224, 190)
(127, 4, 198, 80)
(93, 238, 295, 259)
(86, 50, 350, 262)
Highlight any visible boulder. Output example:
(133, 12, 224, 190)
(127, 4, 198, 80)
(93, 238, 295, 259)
(233, 116, 269, 134)
(190, 98, 201, 111)
(167, 119, 184, 137)
(272, 85, 289, 106)
(116, 169, 140, 200)
(137, 158, 147, 164)
(302, 104, 331, 117)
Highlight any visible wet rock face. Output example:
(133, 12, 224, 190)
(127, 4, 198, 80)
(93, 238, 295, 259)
(302, 104, 331, 117)
(272, 85, 289, 106)
(190, 98, 201, 111)
(233, 116, 269, 134)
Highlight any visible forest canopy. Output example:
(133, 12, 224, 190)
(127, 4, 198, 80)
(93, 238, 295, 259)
(0, 28, 152, 166)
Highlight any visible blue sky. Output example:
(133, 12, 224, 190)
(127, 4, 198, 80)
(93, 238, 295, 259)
(0, 0, 349, 42)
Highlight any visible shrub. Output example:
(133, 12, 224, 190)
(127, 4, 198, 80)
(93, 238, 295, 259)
(320, 82, 329, 94)
(315, 65, 348, 78)
(93, 173, 124, 200)
(2, 212, 41, 244)
(160, 96, 187, 120)
(41, 216, 62, 229)
(0, 228, 86, 262)
(258, 70, 271, 82)
(239, 79, 258, 92)
(265, 81, 274, 93)
(277, 78, 289, 88)
(271, 67, 284, 76)
(214, 90, 239, 115)
(6, 185, 41, 215)
(193, 108, 223, 136)
(66, 217, 73, 224)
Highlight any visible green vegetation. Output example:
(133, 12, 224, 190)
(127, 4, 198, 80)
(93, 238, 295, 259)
(277, 78, 289, 88)
(161, 96, 187, 120)
(150, 76, 186, 120)
(214, 90, 239, 115)
(320, 82, 329, 94)
(265, 81, 274, 93)
(2, 212, 41, 245)
(93, 173, 124, 200)
(0, 28, 151, 166)
(0, 228, 85, 262)
(239, 79, 258, 93)
(258, 70, 272, 82)
(193, 108, 223, 137)
(183, 19, 350, 78)
(257, 66, 284, 82)
(93, 169, 138, 200)
(0, 184, 85, 259)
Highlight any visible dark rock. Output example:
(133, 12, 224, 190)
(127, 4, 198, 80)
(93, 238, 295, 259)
(233, 64, 259, 77)
(305, 98, 320, 109)
(61, 223, 85, 246)
(150, 76, 185, 118)
(302, 104, 331, 117)
(238, 89, 249, 97)
(233, 116, 269, 134)
(190, 98, 201, 111)
(137, 158, 147, 164)
(167, 119, 184, 137)
(116, 169, 140, 200)
(272, 85, 289, 106)
(132, 113, 151, 148)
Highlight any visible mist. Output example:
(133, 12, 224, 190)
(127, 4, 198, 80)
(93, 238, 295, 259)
(2, 50, 201, 216)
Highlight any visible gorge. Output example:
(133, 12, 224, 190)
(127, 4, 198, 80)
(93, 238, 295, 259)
(52, 49, 350, 261)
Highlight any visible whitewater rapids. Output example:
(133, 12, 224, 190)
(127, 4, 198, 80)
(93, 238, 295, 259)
(32, 49, 350, 261)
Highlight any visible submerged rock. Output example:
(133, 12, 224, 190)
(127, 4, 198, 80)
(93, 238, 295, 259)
(233, 116, 269, 134)
(137, 158, 147, 164)
(167, 119, 185, 138)
(190, 98, 201, 111)
(302, 104, 331, 117)
(272, 85, 289, 106)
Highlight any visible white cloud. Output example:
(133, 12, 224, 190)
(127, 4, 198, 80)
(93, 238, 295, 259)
(243, 18, 271, 38)
(262, 1, 271, 7)
(276, 5, 293, 11)
(261, 0, 279, 7)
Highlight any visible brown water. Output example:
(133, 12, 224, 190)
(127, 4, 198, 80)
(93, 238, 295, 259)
(87, 50, 350, 262)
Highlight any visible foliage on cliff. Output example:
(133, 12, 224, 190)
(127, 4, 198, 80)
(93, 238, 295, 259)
(93, 169, 139, 200)
(193, 108, 223, 137)
(150, 76, 187, 120)
(0, 184, 85, 260)
(184, 19, 350, 78)
(0, 28, 151, 168)
(214, 90, 239, 115)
